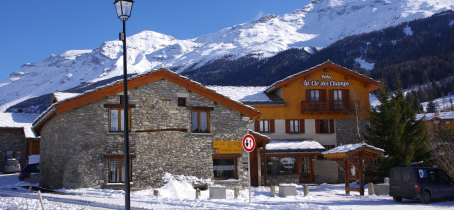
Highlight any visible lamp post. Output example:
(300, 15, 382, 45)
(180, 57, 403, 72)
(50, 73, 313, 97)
(113, 1, 134, 209)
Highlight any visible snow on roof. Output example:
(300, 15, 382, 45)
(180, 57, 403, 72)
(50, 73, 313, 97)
(53, 92, 80, 102)
(416, 111, 454, 121)
(0, 112, 40, 138)
(207, 86, 270, 102)
(266, 140, 325, 151)
(248, 129, 270, 139)
(265, 61, 380, 93)
(322, 143, 384, 155)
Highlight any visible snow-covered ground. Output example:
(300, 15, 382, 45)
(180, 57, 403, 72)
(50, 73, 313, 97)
(0, 173, 453, 209)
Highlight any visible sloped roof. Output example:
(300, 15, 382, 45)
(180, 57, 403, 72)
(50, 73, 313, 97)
(50, 92, 80, 105)
(32, 68, 261, 136)
(0, 113, 40, 138)
(265, 61, 381, 94)
(322, 143, 384, 155)
(207, 86, 270, 102)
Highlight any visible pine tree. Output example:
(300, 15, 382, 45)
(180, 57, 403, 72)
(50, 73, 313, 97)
(363, 79, 430, 180)
(427, 96, 438, 113)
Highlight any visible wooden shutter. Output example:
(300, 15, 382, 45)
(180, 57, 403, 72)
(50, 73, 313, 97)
(306, 89, 311, 101)
(255, 120, 260, 132)
(329, 119, 335, 134)
(320, 89, 327, 101)
(285, 120, 290, 134)
(270, 119, 275, 133)
(315, 119, 320, 134)
(343, 89, 350, 110)
(299, 119, 305, 133)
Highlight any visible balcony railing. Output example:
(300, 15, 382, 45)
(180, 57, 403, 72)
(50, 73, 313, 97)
(301, 100, 360, 113)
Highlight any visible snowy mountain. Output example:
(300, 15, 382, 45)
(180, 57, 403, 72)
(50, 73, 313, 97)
(1, 0, 453, 112)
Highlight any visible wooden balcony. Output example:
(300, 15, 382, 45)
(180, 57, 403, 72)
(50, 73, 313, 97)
(301, 100, 360, 113)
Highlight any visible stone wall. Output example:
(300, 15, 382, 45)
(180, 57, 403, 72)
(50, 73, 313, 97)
(39, 79, 250, 190)
(335, 119, 369, 145)
(313, 160, 338, 184)
(0, 130, 27, 172)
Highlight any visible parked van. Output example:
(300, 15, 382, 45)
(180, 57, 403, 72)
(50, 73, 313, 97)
(389, 167, 454, 204)
(27, 155, 40, 165)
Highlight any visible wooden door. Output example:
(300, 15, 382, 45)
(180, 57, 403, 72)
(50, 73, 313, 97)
(299, 156, 311, 182)
(250, 148, 258, 187)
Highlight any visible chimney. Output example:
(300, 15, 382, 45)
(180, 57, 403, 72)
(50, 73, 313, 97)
(435, 112, 440, 116)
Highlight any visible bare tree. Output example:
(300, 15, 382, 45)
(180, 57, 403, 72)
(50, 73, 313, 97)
(350, 90, 362, 142)
(430, 126, 454, 177)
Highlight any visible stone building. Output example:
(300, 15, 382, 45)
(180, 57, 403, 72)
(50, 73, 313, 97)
(0, 112, 40, 172)
(32, 68, 260, 190)
(209, 61, 381, 185)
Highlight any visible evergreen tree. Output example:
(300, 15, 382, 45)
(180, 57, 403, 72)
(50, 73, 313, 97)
(427, 96, 438, 113)
(363, 79, 430, 180)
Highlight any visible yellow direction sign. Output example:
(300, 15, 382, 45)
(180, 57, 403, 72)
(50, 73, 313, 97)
(213, 141, 242, 154)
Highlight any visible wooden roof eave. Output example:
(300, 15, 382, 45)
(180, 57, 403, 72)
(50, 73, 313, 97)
(35, 69, 261, 134)
(266, 63, 381, 94)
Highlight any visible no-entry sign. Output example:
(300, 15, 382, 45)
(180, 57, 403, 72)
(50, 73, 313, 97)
(242, 134, 256, 152)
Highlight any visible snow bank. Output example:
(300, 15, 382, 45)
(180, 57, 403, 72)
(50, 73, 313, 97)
(0, 197, 88, 210)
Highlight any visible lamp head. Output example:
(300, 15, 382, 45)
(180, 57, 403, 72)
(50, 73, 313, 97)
(114, 0, 134, 21)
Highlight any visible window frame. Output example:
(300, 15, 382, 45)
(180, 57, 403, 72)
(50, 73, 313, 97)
(260, 120, 270, 133)
(192, 110, 210, 133)
(5, 150, 22, 160)
(212, 157, 237, 180)
(109, 108, 131, 132)
(319, 119, 329, 133)
(266, 156, 298, 175)
(108, 158, 132, 184)
(289, 120, 299, 133)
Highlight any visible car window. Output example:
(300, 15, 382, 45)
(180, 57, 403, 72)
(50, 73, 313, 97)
(428, 170, 437, 182)
(6, 160, 19, 164)
(392, 170, 401, 181)
(35, 165, 40, 170)
(437, 170, 450, 182)
(402, 170, 412, 182)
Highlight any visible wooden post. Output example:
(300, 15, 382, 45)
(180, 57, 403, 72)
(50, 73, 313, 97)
(264, 142, 267, 186)
(154, 190, 159, 197)
(344, 159, 350, 194)
(196, 188, 201, 198)
(303, 184, 309, 196)
(38, 190, 45, 210)
(359, 154, 364, 196)
(234, 187, 240, 198)
(270, 186, 276, 197)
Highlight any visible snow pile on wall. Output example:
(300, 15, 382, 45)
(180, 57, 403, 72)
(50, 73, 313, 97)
(162, 173, 213, 186)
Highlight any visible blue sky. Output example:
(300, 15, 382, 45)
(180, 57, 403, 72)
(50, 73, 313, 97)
(0, 0, 311, 82)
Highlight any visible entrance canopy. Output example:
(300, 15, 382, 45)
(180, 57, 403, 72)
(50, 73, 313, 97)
(322, 143, 384, 195)
(266, 139, 325, 153)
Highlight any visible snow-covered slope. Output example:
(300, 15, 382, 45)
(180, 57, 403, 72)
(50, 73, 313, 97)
(1, 0, 453, 112)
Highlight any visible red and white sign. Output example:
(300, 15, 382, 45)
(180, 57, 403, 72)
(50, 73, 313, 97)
(242, 134, 256, 152)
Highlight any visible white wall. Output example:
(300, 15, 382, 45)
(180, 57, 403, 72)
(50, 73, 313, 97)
(248, 119, 337, 146)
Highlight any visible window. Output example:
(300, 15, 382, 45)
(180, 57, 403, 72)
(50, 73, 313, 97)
(311, 90, 320, 101)
(437, 170, 450, 182)
(315, 119, 334, 134)
(109, 159, 132, 183)
(285, 119, 305, 134)
(319, 120, 329, 133)
(213, 158, 237, 179)
(260, 120, 269, 133)
(178, 97, 186, 106)
(192, 110, 210, 133)
(266, 156, 297, 175)
(333, 90, 343, 109)
(110, 108, 131, 132)
(6, 151, 22, 160)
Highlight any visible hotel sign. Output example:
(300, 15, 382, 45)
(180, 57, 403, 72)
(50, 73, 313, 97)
(301, 74, 351, 88)
(213, 141, 242, 154)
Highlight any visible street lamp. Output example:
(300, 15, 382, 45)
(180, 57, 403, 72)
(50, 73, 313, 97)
(113, 0, 134, 209)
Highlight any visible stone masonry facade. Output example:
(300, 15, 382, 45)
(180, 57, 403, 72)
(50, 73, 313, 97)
(0, 130, 27, 172)
(39, 79, 250, 190)
(335, 119, 369, 145)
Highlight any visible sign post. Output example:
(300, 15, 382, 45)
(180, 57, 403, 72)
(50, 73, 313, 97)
(242, 134, 255, 203)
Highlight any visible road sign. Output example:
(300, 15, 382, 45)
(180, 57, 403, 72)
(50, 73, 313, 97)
(213, 141, 242, 154)
(242, 134, 256, 152)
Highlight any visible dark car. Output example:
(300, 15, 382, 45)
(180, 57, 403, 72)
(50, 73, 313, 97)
(19, 163, 40, 182)
(389, 167, 454, 204)
(3, 159, 21, 173)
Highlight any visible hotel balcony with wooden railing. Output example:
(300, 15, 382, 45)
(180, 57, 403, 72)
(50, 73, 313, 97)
(301, 100, 360, 113)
